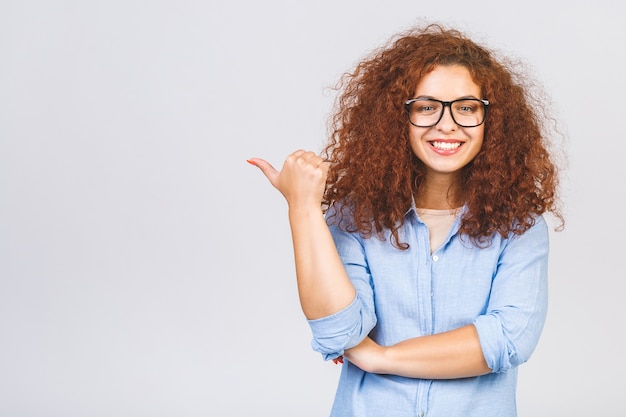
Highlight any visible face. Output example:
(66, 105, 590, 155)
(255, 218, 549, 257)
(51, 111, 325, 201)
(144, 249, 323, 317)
(408, 65, 485, 179)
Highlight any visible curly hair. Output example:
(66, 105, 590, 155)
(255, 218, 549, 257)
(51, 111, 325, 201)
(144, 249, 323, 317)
(321, 23, 564, 249)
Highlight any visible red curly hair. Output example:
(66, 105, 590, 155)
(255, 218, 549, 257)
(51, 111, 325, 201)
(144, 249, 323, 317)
(322, 23, 564, 249)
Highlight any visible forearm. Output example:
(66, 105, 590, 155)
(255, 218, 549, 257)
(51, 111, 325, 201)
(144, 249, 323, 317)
(248, 152, 357, 321)
(289, 206, 356, 320)
(345, 325, 491, 379)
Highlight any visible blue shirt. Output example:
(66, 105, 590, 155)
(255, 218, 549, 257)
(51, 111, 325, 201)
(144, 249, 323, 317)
(308, 205, 549, 417)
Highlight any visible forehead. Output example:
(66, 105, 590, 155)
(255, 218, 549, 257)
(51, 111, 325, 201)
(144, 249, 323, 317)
(414, 65, 481, 99)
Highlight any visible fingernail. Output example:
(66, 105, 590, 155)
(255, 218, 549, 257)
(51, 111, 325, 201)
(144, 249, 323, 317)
(246, 159, 257, 166)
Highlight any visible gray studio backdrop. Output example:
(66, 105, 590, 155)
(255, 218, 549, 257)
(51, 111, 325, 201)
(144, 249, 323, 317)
(1, 1, 624, 416)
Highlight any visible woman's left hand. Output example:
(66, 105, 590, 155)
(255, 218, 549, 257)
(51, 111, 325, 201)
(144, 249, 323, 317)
(343, 337, 385, 373)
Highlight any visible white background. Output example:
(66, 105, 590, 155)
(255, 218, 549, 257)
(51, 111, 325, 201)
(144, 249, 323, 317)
(1, 1, 624, 416)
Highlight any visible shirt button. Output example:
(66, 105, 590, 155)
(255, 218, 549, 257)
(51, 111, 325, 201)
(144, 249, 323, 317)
(432, 255, 439, 261)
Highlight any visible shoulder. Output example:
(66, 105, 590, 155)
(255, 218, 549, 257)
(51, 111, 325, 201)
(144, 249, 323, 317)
(501, 214, 549, 252)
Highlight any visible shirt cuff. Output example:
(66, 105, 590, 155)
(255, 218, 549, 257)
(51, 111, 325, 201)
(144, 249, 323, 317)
(473, 314, 513, 374)
(307, 296, 365, 361)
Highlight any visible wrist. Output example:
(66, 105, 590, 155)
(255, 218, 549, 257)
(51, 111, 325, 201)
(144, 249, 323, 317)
(374, 344, 392, 374)
(360, 343, 389, 374)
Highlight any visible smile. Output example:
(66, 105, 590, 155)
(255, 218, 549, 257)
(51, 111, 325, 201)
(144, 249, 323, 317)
(430, 141, 462, 151)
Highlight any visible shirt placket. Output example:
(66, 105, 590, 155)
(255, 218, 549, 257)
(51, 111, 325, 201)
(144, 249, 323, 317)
(415, 220, 434, 417)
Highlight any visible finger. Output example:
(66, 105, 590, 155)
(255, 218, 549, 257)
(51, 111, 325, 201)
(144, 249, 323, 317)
(303, 155, 330, 185)
(315, 157, 330, 170)
(308, 155, 330, 176)
(291, 151, 327, 171)
(284, 149, 311, 167)
(247, 157, 280, 187)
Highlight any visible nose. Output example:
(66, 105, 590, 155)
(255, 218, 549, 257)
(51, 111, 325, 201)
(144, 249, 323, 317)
(435, 104, 458, 131)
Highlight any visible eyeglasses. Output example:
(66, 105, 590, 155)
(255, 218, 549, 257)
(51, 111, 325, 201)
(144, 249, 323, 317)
(404, 98, 489, 128)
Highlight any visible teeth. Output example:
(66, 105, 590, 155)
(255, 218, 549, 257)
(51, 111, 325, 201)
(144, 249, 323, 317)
(431, 141, 461, 150)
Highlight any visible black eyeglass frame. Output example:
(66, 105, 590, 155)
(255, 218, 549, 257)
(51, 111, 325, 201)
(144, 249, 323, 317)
(404, 98, 490, 128)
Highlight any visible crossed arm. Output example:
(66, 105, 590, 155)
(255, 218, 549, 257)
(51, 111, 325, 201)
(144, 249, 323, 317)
(343, 326, 490, 379)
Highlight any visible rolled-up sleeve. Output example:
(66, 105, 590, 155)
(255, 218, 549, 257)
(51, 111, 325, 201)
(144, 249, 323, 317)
(307, 221, 377, 361)
(473, 216, 549, 373)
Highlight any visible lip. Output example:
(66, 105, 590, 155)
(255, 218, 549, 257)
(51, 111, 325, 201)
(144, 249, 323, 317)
(427, 139, 464, 155)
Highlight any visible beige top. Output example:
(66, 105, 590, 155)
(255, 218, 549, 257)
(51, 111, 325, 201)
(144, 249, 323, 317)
(416, 208, 460, 254)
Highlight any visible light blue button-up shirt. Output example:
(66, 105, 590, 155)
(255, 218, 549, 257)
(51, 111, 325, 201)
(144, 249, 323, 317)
(308, 205, 549, 417)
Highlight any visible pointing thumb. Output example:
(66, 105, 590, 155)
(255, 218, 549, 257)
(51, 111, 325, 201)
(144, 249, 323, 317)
(247, 158, 280, 187)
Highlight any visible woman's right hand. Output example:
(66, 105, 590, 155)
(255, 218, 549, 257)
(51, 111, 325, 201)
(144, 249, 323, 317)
(247, 150, 329, 210)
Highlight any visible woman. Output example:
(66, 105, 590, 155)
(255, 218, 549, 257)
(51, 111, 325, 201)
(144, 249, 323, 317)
(248, 22, 564, 417)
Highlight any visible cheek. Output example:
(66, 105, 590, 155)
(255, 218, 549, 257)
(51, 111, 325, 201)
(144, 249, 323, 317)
(468, 141, 483, 161)
(408, 129, 428, 159)
(470, 129, 485, 154)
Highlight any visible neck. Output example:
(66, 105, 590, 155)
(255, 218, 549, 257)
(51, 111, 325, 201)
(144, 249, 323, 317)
(414, 174, 464, 210)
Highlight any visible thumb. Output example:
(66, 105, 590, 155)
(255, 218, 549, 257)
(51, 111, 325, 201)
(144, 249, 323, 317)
(247, 158, 280, 187)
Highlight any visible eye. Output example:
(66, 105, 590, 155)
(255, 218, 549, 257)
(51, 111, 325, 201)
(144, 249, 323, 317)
(454, 100, 479, 114)
(412, 100, 441, 114)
